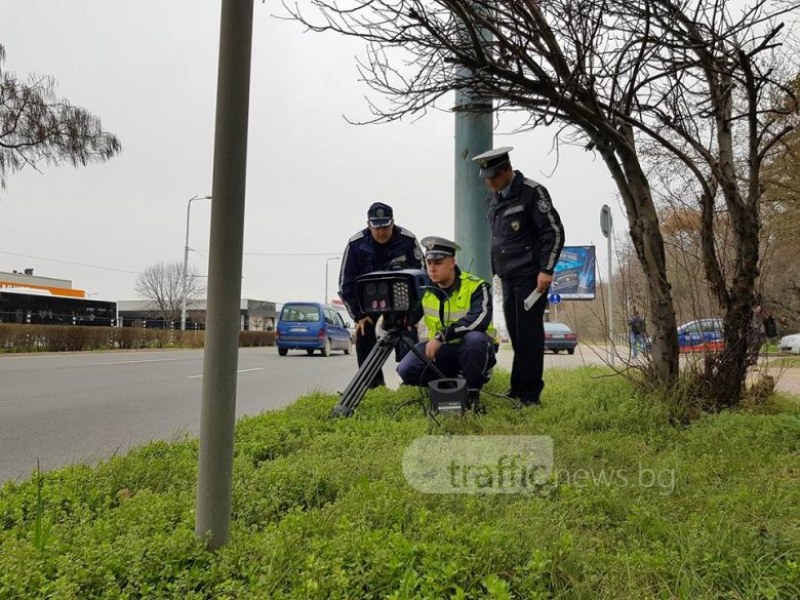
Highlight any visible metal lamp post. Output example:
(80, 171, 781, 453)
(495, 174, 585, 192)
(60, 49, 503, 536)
(181, 195, 212, 330)
(324, 256, 340, 304)
(600, 205, 614, 365)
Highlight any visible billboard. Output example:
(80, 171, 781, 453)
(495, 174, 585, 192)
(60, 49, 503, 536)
(551, 246, 596, 300)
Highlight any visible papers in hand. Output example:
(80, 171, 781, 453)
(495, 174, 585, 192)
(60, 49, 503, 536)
(523, 289, 543, 311)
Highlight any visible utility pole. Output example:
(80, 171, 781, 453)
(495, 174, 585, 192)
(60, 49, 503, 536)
(181, 195, 211, 331)
(324, 256, 340, 304)
(195, 0, 254, 551)
(453, 9, 492, 282)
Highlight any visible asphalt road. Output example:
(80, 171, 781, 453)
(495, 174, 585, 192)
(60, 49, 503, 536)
(0, 347, 387, 484)
(1, 345, 796, 484)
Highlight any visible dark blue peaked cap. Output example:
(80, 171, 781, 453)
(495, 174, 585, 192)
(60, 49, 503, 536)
(367, 202, 394, 227)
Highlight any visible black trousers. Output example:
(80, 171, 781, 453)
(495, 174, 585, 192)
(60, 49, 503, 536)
(502, 276, 548, 402)
(356, 319, 418, 388)
(396, 331, 497, 390)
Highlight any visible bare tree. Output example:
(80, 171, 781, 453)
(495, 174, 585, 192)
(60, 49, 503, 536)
(0, 44, 121, 190)
(286, 0, 800, 404)
(759, 76, 800, 332)
(135, 261, 205, 324)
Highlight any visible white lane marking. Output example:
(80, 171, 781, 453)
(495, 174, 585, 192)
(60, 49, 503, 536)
(187, 367, 264, 379)
(97, 358, 178, 365)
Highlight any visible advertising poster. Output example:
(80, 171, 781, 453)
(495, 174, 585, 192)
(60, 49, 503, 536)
(552, 246, 596, 300)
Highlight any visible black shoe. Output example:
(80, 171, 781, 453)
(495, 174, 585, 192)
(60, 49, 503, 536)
(505, 388, 521, 400)
(513, 398, 541, 410)
(467, 389, 484, 413)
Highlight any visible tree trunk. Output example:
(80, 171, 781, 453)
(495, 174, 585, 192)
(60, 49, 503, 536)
(706, 200, 761, 406)
(624, 164, 680, 386)
(597, 134, 680, 387)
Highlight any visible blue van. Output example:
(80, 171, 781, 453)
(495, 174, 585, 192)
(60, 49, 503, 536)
(276, 302, 353, 357)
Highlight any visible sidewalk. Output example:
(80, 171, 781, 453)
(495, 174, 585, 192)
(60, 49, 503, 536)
(762, 365, 800, 398)
(493, 344, 800, 398)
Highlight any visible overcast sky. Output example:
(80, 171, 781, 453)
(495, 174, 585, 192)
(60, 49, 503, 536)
(0, 0, 621, 305)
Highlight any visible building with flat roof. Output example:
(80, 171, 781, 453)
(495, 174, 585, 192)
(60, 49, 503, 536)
(117, 298, 278, 331)
(0, 269, 85, 297)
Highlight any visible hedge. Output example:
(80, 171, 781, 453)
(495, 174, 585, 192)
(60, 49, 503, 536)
(0, 324, 275, 353)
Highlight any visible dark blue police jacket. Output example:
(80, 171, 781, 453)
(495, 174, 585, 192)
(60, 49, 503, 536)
(338, 226, 423, 321)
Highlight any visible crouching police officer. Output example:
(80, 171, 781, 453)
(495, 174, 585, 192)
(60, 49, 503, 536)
(338, 202, 424, 388)
(396, 236, 497, 411)
(473, 147, 565, 407)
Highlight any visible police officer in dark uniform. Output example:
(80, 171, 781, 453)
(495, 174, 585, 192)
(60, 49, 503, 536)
(473, 147, 565, 407)
(338, 202, 424, 388)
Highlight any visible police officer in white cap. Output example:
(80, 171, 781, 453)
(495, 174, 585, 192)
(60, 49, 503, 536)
(472, 147, 565, 407)
(339, 202, 424, 388)
(396, 236, 497, 411)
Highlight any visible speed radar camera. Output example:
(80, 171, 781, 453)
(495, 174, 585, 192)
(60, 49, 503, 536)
(356, 268, 428, 329)
(332, 268, 445, 417)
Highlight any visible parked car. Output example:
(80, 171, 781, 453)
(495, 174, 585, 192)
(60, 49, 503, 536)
(544, 321, 577, 354)
(276, 302, 352, 357)
(779, 333, 800, 355)
(677, 318, 724, 352)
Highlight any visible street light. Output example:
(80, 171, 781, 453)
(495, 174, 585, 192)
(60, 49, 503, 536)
(324, 256, 341, 304)
(181, 194, 212, 331)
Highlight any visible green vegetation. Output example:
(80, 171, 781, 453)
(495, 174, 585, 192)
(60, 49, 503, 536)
(0, 325, 274, 353)
(1, 368, 798, 599)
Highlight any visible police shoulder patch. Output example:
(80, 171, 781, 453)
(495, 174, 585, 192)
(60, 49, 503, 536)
(536, 189, 552, 214)
(522, 178, 543, 190)
(413, 246, 423, 261)
(536, 197, 551, 214)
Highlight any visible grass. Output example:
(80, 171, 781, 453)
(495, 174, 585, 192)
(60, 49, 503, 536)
(1, 367, 799, 599)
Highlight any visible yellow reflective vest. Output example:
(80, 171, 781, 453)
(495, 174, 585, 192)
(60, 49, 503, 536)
(422, 270, 496, 342)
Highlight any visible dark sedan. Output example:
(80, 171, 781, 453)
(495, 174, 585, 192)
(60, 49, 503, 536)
(544, 321, 577, 354)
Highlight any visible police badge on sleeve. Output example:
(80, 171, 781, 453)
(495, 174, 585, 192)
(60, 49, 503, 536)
(536, 192, 551, 214)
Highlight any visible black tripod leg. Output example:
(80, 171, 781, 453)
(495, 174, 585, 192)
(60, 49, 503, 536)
(332, 332, 398, 417)
(400, 334, 448, 380)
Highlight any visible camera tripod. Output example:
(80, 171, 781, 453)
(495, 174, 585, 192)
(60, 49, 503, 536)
(331, 325, 447, 417)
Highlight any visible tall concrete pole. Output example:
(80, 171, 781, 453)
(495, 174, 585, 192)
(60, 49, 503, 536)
(195, 0, 254, 550)
(453, 4, 493, 281)
(454, 90, 493, 281)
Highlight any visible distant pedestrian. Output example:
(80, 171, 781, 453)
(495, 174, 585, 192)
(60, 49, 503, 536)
(629, 308, 646, 358)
